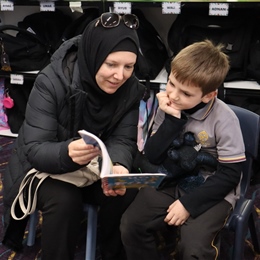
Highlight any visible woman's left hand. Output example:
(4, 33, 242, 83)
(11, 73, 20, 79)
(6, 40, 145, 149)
(101, 164, 128, 196)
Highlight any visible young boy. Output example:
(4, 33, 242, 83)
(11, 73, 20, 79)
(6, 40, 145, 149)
(120, 40, 246, 259)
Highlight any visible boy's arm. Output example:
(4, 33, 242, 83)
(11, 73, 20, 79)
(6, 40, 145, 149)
(144, 113, 187, 164)
(178, 162, 242, 218)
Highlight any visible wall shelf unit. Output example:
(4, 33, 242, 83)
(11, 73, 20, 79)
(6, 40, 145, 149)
(1, 1, 260, 137)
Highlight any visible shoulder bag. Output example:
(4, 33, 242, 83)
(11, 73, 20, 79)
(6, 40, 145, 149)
(11, 157, 100, 220)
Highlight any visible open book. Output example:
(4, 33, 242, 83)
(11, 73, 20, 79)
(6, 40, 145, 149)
(78, 130, 166, 189)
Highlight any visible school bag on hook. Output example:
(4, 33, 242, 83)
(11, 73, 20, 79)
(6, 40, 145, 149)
(18, 10, 72, 53)
(132, 9, 169, 81)
(0, 25, 51, 72)
(167, 8, 255, 82)
(4, 77, 34, 133)
(60, 8, 100, 44)
(0, 10, 72, 73)
(247, 15, 260, 84)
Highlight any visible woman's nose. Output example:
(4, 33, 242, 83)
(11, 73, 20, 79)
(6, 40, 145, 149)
(113, 68, 124, 80)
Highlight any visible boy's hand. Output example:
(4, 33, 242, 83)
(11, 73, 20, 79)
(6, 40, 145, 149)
(164, 199, 190, 226)
(156, 92, 181, 118)
(113, 164, 129, 174)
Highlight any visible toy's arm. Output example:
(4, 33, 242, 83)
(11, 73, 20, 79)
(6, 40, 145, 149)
(197, 151, 218, 170)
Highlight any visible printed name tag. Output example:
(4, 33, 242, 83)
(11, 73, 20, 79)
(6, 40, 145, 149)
(114, 2, 132, 14)
(10, 74, 24, 85)
(162, 2, 181, 15)
(40, 1, 55, 12)
(1, 1, 14, 11)
(209, 3, 229, 16)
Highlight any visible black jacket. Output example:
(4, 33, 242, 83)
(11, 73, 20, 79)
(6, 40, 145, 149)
(3, 35, 145, 236)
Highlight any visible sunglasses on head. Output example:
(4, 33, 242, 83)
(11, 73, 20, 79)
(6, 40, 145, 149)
(95, 12, 139, 29)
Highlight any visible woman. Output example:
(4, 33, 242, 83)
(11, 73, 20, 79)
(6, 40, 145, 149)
(3, 12, 145, 260)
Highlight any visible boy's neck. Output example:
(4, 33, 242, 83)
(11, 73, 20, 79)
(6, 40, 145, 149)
(184, 102, 207, 115)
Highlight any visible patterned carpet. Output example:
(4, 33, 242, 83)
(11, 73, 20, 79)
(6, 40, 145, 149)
(0, 136, 260, 260)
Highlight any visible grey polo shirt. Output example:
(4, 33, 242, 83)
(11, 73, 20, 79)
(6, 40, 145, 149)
(152, 97, 246, 207)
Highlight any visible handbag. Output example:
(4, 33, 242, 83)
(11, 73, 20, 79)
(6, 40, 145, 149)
(4, 78, 34, 133)
(11, 157, 100, 220)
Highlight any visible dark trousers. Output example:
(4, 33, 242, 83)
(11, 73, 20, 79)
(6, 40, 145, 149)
(33, 177, 138, 260)
(120, 187, 232, 260)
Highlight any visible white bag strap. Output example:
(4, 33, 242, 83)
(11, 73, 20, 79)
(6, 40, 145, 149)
(11, 169, 49, 220)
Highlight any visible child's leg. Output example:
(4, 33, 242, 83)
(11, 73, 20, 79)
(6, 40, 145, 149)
(178, 200, 232, 259)
(120, 186, 176, 260)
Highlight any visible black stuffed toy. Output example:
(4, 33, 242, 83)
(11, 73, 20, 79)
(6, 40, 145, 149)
(163, 131, 218, 179)
(132, 131, 218, 186)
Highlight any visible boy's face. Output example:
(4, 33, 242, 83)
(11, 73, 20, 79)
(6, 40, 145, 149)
(166, 72, 216, 111)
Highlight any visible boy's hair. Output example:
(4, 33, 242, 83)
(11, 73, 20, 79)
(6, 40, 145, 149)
(171, 40, 230, 96)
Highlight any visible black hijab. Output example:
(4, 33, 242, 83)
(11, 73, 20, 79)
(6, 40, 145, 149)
(77, 16, 141, 135)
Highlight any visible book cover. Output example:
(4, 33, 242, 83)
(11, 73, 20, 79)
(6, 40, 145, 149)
(105, 173, 166, 189)
(78, 130, 166, 188)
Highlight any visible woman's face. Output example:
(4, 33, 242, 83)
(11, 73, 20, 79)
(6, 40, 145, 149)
(95, 51, 137, 94)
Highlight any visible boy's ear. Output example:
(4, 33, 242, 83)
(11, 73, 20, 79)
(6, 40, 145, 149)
(201, 91, 217, 103)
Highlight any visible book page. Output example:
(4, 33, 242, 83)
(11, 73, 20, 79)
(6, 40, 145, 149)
(78, 130, 166, 188)
(78, 130, 113, 177)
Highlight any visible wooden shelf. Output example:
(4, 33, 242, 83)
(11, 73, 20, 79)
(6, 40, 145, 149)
(224, 81, 260, 90)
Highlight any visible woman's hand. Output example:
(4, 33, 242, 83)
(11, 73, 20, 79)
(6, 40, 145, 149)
(101, 164, 128, 196)
(68, 138, 101, 165)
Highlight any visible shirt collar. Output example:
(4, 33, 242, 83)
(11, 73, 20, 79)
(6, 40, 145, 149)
(184, 98, 215, 120)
